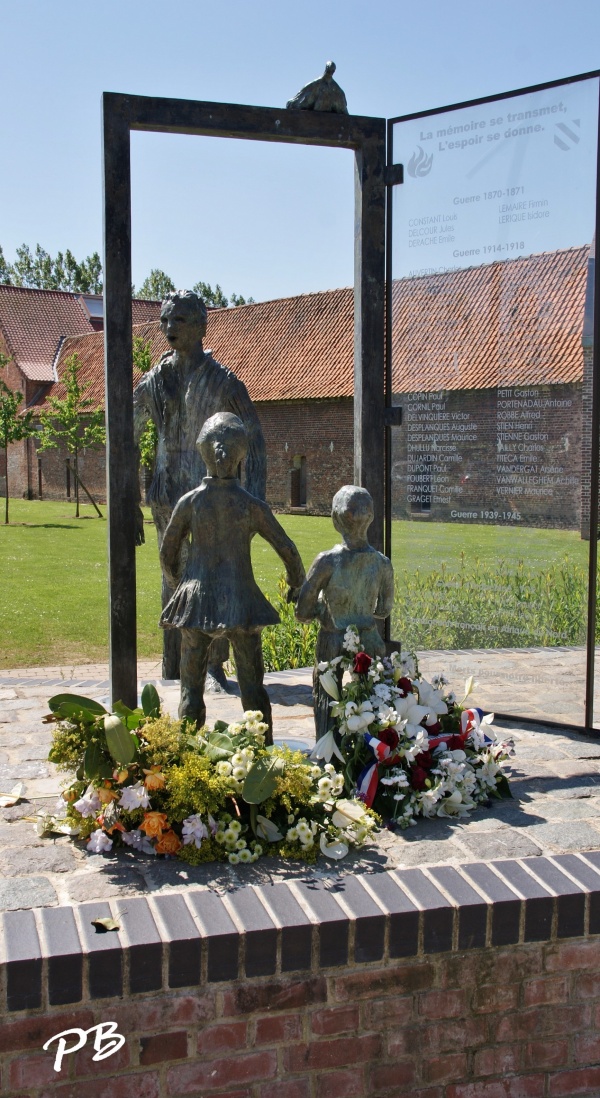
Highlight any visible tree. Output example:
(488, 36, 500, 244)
(192, 280, 229, 308)
(37, 355, 106, 517)
(2, 243, 103, 293)
(136, 269, 176, 301)
(0, 355, 34, 524)
(133, 337, 158, 472)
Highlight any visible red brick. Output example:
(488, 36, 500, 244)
(370, 1062, 418, 1091)
(140, 1030, 188, 1065)
(525, 1039, 569, 1070)
(310, 1006, 359, 1037)
(574, 1033, 600, 1063)
(9, 1054, 61, 1089)
(549, 1066, 600, 1095)
(438, 949, 543, 990)
(0, 1011, 95, 1054)
(423, 1052, 467, 1084)
(255, 1014, 302, 1044)
(72, 1040, 130, 1077)
(222, 977, 326, 1016)
(260, 1081, 310, 1098)
(497, 1003, 592, 1042)
(316, 1067, 365, 1097)
(418, 1018, 487, 1055)
(284, 1034, 381, 1073)
(418, 990, 468, 1019)
(39, 1073, 161, 1098)
(197, 1021, 248, 1056)
(473, 1045, 522, 1077)
(523, 975, 569, 1007)
(447, 1079, 545, 1098)
(362, 996, 413, 1028)
(545, 940, 600, 973)
(113, 994, 215, 1033)
(167, 1051, 277, 1093)
(574, 973, 600, 999)
(471, 983, 519, 1014)
(335, 964, 434, 1001)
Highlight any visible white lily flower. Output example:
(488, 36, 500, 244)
(256, 815, 284, 842)
(73, 786, 102, 818)
(319, 670, 340, 700)
(182, 814, 209, 848)
(118, 782, 151, 812)
(331, 799, 367, 828)
(310, 729, 345, 764)
(319, 832, 349, 859)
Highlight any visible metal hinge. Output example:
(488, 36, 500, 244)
(384, 164, 404, 186)
(384, 407, 402, 427)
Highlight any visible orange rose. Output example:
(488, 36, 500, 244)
(155, 829, 182, 855)
(105, 820, 127, 834)
(139, 811, 169, 838)
(143, 766, 166, 791)
(97, 782, 118, 804)
(62, 788, 78, 803)
(113, 769, 129, 784)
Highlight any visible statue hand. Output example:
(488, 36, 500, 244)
(135, 507, 146, 547)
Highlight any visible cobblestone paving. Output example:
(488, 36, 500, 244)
(1, 653, 600, 910)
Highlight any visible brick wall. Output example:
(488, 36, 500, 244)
(255, 400, 354, 515)
(4, 854, 600, 1096)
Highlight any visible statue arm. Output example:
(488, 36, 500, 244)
(254, 503, 305, 597)
(229, 380, 267, 501)
(295, 554, 333, 623)
(159, 497, 191, 589)
(375, 558, 395, 619)
(133, 381, 152, 547)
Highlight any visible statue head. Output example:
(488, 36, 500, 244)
(331, 485, 374, 543)
(160, 290, 208, 353)
(197, 412, 248, 479)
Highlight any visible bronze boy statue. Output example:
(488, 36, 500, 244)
(295, 485, 394, 740)
(159, 413, 305, 742)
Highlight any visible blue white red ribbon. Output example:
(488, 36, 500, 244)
(356, 733, 391, 807)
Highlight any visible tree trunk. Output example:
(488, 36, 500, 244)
(3, 443, 8, 525)
(74, 447, 80, 518)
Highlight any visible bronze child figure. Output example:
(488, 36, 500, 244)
(295, 485, 394, 740)
(159, 412, 305, 742)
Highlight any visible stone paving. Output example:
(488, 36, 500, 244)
(1, 652, 600, 911)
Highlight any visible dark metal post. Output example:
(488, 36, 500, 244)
(102, 94, 137, 708)
(65, 458, 71, 500)
(37, 457, 42, 500)
(353, 129, 386, 553)
(584, 87, 600, 732)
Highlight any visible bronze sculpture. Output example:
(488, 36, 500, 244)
(133, 290, 267, 683)
(159, 413, 305, 741)
(296, 485, 394, 739)
(286, 61, 348, 114)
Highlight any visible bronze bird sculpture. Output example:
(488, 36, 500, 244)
(286, 61, 348, 114)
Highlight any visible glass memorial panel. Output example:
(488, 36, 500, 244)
(390, 76, 599, 727)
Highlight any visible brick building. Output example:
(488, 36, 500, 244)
(1, 245, 594, 532)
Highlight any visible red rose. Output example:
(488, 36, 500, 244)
(425, 720, 442, 736)
(414, 751, 434, 770)
(353, 652, 372, 674)
(411, 766, 428, 791)
(378, 727, 399, 751)
(447, 735, 466, 751)
(396, 677, 413, 696)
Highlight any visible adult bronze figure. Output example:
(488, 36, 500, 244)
(134, 289, 267, 681)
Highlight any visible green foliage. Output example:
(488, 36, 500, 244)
(164, 754, 238, 820)
(261, 576, 319, 671)
(132, 336, 158, 470)
(138, 714, 189, 768)
(136, 269, 175, 300)
(0, 354, 34, 524)
(2, 243, 102, 293)
(393, 553, 589, 650)
(242, 755, 285, 804)
(37, 354, 106, 517)
(132, 335, 153, 374)
(192, 280, 254, 309)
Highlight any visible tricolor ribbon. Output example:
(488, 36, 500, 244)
(356, 732, 392, 807)
(428, 707, 490, 751)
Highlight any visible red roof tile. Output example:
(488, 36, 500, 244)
(0, 286, 162, 385)
(47, 247, 589, 407)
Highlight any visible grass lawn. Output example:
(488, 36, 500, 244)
(1, 499, 590, 668)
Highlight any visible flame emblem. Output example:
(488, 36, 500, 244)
(407, 146, 433, 178)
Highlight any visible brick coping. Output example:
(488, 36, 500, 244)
(3, 851, 600, 1014)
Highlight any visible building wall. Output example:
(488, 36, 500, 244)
(256, 399, 354, 515)
(392, 382, 582, 531)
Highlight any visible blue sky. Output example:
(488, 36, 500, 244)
(1, 0, 599, 302)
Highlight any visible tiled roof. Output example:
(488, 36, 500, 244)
(47, 247, 589, 406)
(0, 286, 162, 384)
